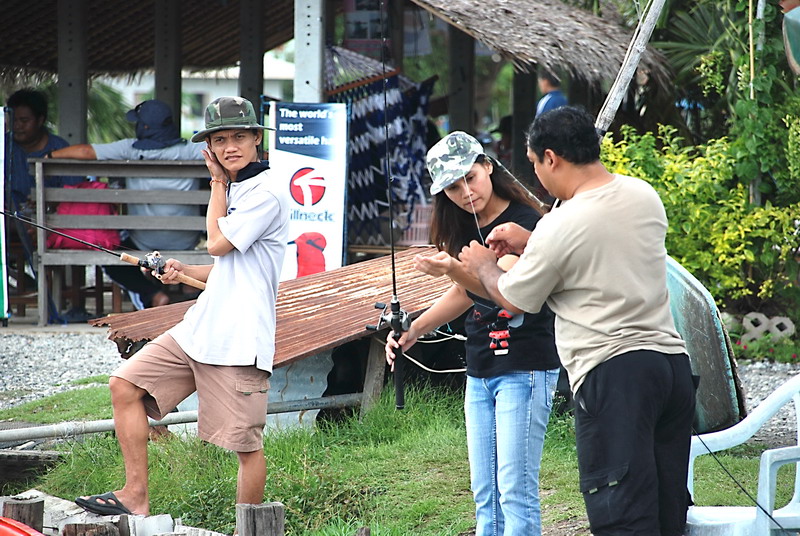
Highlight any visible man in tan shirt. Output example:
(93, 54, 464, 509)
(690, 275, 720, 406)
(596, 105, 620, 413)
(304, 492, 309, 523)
(460, 106, 697, 536)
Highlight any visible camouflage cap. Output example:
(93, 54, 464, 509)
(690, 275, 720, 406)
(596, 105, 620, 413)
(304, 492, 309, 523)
(190, 96, 274, 143)
(426, 131, 485, 195)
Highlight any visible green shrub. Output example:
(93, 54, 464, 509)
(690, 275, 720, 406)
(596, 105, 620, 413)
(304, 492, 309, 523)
(601, 127, 800, 314)
(732, 334, 800, 364)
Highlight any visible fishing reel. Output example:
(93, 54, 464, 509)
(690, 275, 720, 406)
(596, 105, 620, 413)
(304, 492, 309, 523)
(366, 298, 410, 334)
(366, 296, 410, 409)
(140, 251, 168, 275)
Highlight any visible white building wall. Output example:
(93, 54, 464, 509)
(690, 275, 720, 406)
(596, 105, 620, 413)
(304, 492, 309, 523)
(99, 54, 295, 139)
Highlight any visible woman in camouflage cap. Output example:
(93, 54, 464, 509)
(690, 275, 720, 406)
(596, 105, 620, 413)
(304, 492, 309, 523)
(386, 131, 560, 536)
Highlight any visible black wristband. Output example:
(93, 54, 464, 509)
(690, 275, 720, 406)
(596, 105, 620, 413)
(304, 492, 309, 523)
(44, 150, 53, 159)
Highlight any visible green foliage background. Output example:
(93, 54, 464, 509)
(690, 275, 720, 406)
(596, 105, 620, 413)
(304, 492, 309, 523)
(601, 127, 800, 315)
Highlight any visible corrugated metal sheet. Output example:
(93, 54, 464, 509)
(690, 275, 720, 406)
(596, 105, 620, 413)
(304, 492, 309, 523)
(91, 247, 451, 368)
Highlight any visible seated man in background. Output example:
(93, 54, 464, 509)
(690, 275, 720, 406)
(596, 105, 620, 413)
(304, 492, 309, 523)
(5, 89, 83, 320)
(6, 88, 83, 212)
(50, 99, 203, 309)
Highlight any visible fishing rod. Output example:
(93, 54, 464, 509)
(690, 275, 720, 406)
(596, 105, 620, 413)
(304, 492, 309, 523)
(364, 0, 410, 411)
(0, 209, 206, 291)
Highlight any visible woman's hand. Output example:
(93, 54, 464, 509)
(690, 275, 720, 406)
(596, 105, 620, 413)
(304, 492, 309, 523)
(385, 327, 419, 372)
(415, 251, 455, 277)
(157, 258, 185, 285)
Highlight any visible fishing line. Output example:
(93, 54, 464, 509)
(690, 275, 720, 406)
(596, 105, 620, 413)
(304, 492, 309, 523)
(461, 175, 486, 245)
(692, 429, 788, 531)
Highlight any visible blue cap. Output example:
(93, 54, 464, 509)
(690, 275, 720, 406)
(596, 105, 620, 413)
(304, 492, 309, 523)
(125, 99, 174, 128)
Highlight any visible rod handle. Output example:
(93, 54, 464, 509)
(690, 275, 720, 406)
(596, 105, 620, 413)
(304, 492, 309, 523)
(119, 252, 140, 265)
(119, 252, 206, 291)
(392, 331, 405, 410)
(170, 272, 206, 291)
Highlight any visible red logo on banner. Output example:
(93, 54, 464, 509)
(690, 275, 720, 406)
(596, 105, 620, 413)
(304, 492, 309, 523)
(290, 167, 327, 206)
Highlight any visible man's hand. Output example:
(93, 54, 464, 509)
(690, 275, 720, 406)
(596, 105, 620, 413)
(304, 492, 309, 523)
(157, 258, 185, 285)
(459, 240, 500, 276)
(486, 222, 532, 257)
(201, 148, 226, 183)
(459, 240, 523, 315)
(414, 251, 455, 277)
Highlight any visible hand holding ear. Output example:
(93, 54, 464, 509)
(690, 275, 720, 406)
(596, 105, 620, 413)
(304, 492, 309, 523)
(202, 147, 226, 183)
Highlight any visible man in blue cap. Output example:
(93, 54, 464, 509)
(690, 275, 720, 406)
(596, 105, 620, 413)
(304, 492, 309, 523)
(50, 99, 204, 309)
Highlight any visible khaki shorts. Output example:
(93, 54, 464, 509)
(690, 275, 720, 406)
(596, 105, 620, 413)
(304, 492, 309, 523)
(112, 333, 270, 453)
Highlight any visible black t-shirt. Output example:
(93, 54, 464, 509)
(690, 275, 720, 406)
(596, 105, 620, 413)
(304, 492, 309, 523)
(463, 202, 560, 378)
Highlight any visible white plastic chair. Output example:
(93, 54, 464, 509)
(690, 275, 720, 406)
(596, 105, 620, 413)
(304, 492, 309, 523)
(686, 372, 800, 535)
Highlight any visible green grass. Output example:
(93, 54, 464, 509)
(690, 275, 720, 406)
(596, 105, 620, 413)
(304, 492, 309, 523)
(3, 382, 791, 535)
(0, 376, 111, 423)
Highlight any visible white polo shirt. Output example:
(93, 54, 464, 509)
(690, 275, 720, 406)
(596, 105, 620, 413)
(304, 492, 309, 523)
(168, 168, 289, 372)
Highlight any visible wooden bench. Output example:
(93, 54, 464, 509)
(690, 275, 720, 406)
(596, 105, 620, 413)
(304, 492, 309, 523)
(31, 158, 213, 325)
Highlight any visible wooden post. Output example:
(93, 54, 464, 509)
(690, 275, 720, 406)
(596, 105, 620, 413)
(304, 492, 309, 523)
(2, 497, 44, 532)
(236, 502, 285, 536)
(448, 25, 475, 133)
(62, 523, 120, 536)
(360, 336, 387, 418)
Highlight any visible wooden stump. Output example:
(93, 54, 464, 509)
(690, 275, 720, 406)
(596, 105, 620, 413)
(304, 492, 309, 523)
(235, 502, 285, 536)
(355, 528, 371, 536)
(2, 497, 44, 532)
(62, 522, 120, 536)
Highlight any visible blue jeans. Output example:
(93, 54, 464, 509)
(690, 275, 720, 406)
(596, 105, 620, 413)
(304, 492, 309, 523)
(465, 369, 559, 536)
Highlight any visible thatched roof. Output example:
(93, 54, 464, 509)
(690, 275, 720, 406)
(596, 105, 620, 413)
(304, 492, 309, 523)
(0, 0, 669, 94)
(0, 0, 294, 78)
(408, 0, 670, 86)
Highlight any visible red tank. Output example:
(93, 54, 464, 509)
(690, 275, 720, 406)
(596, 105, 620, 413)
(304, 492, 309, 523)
(0, 517, 45, 536)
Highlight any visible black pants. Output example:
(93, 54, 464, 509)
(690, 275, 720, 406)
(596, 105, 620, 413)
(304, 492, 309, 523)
(574, 350, 697, 536)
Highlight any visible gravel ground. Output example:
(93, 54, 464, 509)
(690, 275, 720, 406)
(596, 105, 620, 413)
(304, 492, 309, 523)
(735, 359, 799, 448)
(0, 330, 121, 411)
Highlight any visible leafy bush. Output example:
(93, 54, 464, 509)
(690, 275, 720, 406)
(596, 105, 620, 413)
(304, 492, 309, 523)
(601, 127, 800, 314)
(730, 334, 800, 364)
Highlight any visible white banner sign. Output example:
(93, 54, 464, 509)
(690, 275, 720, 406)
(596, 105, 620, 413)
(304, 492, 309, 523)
(269, 102, 349, 281)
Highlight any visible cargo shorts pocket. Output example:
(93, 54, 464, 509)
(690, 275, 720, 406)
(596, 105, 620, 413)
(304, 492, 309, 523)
(234, 372, 271, 396)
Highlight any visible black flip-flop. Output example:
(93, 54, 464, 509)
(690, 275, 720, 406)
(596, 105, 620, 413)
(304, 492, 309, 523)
(75, 491, 133, 516)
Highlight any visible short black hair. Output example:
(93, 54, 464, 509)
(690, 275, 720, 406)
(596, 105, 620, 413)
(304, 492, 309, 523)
(7, 89, 49, 120)
(539, 70, 561, 88)
(526, 106, 600, 165)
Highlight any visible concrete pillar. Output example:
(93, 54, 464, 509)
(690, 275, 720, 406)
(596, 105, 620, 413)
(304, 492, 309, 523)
(57, 0, 88, 144)
(294, 0, 326, 103)
(154, 0, 182, 133)
(448, 25, 474, 133)
(239, 0, 265, 109)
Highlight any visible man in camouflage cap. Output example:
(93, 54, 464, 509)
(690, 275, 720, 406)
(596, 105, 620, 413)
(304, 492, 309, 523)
(77, 96, 289, 518)
(427, 130, 485, 195)
(190, 96, 272, 143)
